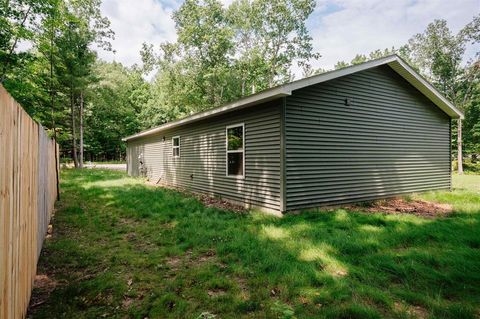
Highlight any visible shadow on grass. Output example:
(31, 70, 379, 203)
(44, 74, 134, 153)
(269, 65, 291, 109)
(29, 169, 480, 319)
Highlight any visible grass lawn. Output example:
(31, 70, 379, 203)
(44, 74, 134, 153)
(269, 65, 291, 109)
(28, 170, 480, 319)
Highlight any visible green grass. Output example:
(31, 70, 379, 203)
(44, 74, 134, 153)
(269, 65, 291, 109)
(60, 158, 126, 165)
(90, 160, 126, 164)
(29, 170, 480, 319)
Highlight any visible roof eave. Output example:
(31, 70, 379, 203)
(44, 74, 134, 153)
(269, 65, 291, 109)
(122, 89, 291, 141)
(285, 55, 463, 120)
(387, 58, 464, 119)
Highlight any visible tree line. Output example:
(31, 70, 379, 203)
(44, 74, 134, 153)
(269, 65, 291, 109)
(1, 0, 479, 173)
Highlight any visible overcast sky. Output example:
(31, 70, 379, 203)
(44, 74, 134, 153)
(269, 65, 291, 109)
(98, 0, 480, 76)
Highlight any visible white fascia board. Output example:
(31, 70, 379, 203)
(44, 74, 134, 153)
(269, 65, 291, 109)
(387, 58, 464, 119)
(281, 55, 462, 119)
(284, 55, 399, 92)
(122, 89, 291, 141)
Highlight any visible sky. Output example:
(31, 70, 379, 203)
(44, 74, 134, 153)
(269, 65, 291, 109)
(98, 0, 480, 76)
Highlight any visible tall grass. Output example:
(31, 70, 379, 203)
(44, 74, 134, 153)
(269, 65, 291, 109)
(30, 169, 480, 319)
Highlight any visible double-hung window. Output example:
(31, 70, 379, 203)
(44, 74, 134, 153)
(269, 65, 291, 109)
(226, 124, 244, 177)
(172, 136, 180, 157)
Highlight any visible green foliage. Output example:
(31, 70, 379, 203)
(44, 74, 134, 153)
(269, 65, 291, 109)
(333, 48, 398, 70)
(334, 17, 480, 162)
(402, 18, 478, 108)
(29, 169, 480, 318)
(464, 83, 480, 155)
(174, 0, 234, 108)
(140, 0, 320, 128)
(3, 1, 478, 165)
(401, 17, 480, 166)
(271, 301, 296, 319)
(1, 0, 116, 162)
(229, 0, 320, 86)
(0, 0, 57, 82)
(453, 160, 480, 174)
(84, 61, 147, 160)
(227, 126, 243, 150)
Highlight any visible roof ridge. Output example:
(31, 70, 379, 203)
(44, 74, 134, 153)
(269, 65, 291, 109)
(123, 54, 462, 142)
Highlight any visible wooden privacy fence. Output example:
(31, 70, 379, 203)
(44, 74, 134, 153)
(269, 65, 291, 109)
(0, 85, 59, 319)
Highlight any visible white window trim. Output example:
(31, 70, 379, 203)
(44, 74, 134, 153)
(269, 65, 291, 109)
(172, 136, 180, 158)
(225, 123, 245, 178)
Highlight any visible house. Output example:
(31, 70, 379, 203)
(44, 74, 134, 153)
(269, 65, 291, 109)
(123, 55, 463, 214)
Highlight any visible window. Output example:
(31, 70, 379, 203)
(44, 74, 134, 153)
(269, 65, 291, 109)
(226, 124, 244, 177)
(172, 136, 180, 157)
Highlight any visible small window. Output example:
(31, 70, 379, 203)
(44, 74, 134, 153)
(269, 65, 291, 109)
(226, 124, 244, 177)
(172, 136, 180, 157)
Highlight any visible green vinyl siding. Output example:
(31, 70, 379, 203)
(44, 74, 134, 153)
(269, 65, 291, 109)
(127, 64, 453, 213)
(126, 101, 282, 211)
(285, 65, 451, 210)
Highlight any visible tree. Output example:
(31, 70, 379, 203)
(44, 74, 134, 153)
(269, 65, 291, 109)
(334, 48, 397, 69)
(174, 0, 234, 108)
(51, 0, 113, 168)
(84, 61, 147, 161)
(334, 60, 349, 70)
(228, 0, 320, 88)
(463, 81, 480, 161)
(141, 0, 320, 129)
(2, 0, 114, 167)
(403, 17, 480, 174)
(227, 0, 269, 95)
(0, 0, 56, 82)
(54, 19, 93, 167)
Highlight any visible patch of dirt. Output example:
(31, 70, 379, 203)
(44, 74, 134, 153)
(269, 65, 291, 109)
(408, 305, 429, 319)
(165, 255, 183, 270)
(394, 301, 429, 319)
(118, 218, 142, 227)
(196, 250, 217, 265)
(28, 275, 58, 309)
(33, 274, 57, 291)
(145, 181, 246, 213)
(333, 269, 348, 277)
(298, 296, 310, 305)
(122, 297, 134, 309)
(235, 277, 250, 300)
(164, 250, 221, 275)
(194, 193, 246, 213)
(349, 197, 452, 218)
(270, 287, 281, 297)
(207, 288, 227, 298)
(124, 232, 136, 242)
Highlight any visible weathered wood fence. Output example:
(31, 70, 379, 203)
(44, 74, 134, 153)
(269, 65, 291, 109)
(0, 85, 59, 319)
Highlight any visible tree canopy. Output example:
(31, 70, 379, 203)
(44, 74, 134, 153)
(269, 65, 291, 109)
(1, 0, 478, 168)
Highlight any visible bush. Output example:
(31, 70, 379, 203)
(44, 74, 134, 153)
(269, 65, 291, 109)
(452, 159, 480, 174)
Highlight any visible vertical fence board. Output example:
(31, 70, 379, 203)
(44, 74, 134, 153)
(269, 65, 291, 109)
(0, 85, 59, 319)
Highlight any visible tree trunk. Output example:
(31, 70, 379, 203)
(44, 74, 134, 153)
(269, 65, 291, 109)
(457, 118, 463, 174)
(71, 89, 79, 168)
(79, 91, 84, 169)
